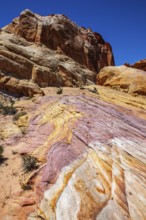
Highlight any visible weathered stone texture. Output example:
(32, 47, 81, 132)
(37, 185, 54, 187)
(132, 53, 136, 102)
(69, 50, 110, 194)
(0, 30, 95, 96)
(97, 65, 146, 96)
(3, 9, 115, 73)
(0, 86, 146, 220)
(125, 59, 146, 71)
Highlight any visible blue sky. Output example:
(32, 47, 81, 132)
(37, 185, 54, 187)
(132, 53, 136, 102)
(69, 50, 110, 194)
(0, 0, 146, 65)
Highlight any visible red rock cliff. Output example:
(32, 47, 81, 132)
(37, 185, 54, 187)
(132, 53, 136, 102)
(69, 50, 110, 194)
(3, 9, 115, 73)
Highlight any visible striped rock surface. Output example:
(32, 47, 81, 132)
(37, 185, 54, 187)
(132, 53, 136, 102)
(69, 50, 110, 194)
(0, 86, 146, 220)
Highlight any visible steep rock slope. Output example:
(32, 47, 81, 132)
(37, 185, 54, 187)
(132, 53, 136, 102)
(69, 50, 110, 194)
(0, 9, 115, 97)
(96, 65, 146, 96)
(0, 30, 96, 96)
(3, 9, 115, 73)
(0, 86, 146, 220)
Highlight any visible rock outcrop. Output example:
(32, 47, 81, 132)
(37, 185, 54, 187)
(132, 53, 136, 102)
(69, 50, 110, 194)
(125, 59, 146, 72)
(132, 59, 146, 71)
(0, 9, 146, 220)
(96, 65, 146, 96)
(0, 30, 96, 96)
(0, 86, 146, 220)
(0, 9, 115, 97)
(3, 9, 115, 73)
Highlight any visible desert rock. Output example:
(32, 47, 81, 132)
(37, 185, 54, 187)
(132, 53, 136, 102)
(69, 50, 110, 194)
(96, 65, 146, 96)
(0, 9, 146, 220)
(125, 59, 146, 71)
(132, 59, 146, 71)
(0, 30, 95, 96)
(3, 9, 115, 73)
(0, 86, 146, 220)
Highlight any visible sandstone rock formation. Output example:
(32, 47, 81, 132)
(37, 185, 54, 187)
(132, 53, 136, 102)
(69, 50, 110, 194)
(0, 86, 146, 220)
(125, 59, 146, 71)
(0, 9, 115, 97)
(96, 65, 146, 96)
(132, 59, 146, 71)
(0, 30, 96, 96)
(3, 9, 115, 73)
(0, 9, 146, 220)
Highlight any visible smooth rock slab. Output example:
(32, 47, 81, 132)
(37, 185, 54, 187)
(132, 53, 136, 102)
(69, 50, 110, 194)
(0, 86, 146, 220)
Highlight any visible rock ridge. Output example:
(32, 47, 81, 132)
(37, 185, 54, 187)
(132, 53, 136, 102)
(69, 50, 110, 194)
(3, 9, 115, 73)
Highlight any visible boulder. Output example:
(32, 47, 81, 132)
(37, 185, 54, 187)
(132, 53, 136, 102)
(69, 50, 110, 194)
(96, 65, 146, 96)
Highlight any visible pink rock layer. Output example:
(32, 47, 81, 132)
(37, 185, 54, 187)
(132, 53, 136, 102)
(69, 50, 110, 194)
(0, 87, 146, 219)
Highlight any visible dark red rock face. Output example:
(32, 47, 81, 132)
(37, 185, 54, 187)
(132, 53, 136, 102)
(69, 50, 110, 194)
(4, 9, 115, 72)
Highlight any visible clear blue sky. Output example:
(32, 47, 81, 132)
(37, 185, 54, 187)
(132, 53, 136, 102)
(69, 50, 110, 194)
(0, 0, 146, 65)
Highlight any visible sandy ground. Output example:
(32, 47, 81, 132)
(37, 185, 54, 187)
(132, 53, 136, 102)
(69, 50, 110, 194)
(0, 148, 22, 210)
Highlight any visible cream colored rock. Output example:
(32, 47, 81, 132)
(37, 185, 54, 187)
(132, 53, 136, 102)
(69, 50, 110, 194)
(0, 86, 146, 220)
(0, 30, 96, 96)
(96, 65, 146, 96)
(39, 138, 146, 220)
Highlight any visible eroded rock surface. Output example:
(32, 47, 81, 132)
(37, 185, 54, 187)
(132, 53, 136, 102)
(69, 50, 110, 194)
(125, 59, 146, 71)
(0, 86, 146, 220)
(96, 65, 146, 96)
(0, 9, 115, 97)
(133, 59, 146, 71)
(0, 30, 96, 96)
(3, 9, 115, 73)
(0, 8, 146, 220)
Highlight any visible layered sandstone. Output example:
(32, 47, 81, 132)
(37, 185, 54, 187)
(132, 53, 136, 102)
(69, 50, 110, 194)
(0, 9, 115, 97)
(0, 30, 96, 96)
(0, 8, 146, 220)
(0, 86, 146, 220)
(3, 9, 115, 73)
(96, 65, 146, 96)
